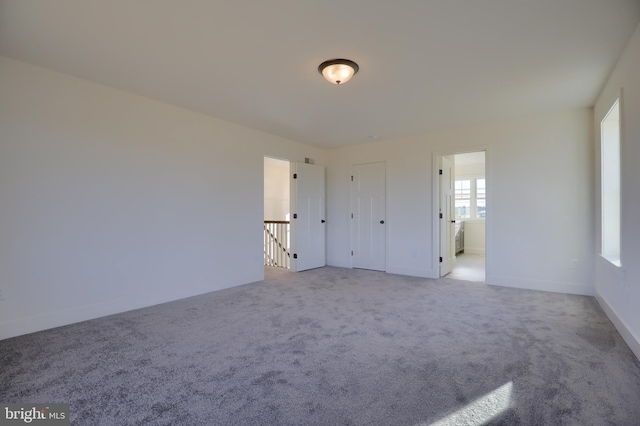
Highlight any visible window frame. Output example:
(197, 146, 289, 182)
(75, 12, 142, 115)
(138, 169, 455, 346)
(600, 97, 622, 267)
(455, 176, 486, 220)
(455, 179, 472, 219)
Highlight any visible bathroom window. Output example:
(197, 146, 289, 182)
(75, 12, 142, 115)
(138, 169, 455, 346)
(455, 179, 485, 220)
(455, 180, 471, 218)
(476, 179, 486, 218)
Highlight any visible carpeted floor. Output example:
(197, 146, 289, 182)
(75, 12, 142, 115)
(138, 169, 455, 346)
(1, 266, 639, 425)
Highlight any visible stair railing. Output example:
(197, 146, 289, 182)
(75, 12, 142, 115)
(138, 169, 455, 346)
(264, 220, 290, 269)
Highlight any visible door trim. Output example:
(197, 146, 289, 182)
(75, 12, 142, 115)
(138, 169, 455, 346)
(431, 147, 491, 282)
(439, 155, 455, 276)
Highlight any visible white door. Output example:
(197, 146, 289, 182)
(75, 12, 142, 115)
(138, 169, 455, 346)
(290, 162, 326, 271)
(440, 156, 455, 276)
(352, 162, 386, 271)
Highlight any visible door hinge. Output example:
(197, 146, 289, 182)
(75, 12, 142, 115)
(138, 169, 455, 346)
(293, 253, 298, 259)
(351, 175, 354, 181)
(293, 213, 297, 219)
(439, 213, 443, 219)
(439, 256, 443, 263)
(351, 213, 353, 219)
(293, 173, 297, 179)
(351, 251, 354, 256)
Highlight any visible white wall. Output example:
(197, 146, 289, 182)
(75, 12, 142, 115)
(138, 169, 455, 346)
(593, 23, 640, 359)
(264, 158, 290, 221)
(462, 221, 486, 255)
(0, 51, 607, 341)
(0, 56, 325, 339)
(455, 162, 485, 177)
(326, 109, 593, 295)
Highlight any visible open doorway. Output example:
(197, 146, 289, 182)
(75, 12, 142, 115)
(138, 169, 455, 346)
(436, 150, 487, 282)
(264, 157, 290, 269)
(263, 157, 327, 272)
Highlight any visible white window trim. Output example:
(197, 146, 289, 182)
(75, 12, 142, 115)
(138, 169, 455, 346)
(455, 175, 486, 221)
(600, 96, 622, 268)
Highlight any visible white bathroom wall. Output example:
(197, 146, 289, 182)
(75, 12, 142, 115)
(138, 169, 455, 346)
(455, 163, 485, 177)
(462, 221, 486, 255)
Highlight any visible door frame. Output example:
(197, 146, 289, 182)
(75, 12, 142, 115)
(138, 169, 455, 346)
(263, 156, 291, 274)
(431, 146, 491, 282)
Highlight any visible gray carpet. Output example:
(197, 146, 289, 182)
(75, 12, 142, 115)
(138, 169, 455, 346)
(1, 266, 639, 425)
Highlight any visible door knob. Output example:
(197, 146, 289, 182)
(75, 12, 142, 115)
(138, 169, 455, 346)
(380, 220, 385, 224)
(321, 220, 326, 223)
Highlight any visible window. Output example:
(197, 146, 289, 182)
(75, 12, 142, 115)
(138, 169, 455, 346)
(476, 178, 486, 218)
(601, 98, 621, 266)
(455, 180, 471, 218)
(455, 178, 486, 219)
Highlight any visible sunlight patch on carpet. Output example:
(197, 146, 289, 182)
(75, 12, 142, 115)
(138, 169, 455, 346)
(421, 381, 513, 426)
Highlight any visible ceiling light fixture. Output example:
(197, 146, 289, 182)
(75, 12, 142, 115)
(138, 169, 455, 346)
(318, 59, 359, 85)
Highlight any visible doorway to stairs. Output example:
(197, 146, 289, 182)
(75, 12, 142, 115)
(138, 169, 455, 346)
(264, 157, 290, 270)
(263, 157, 327, 272)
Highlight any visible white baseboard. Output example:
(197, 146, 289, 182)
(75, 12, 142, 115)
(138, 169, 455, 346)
(595, 291, 640, 362)
(0, 272, 261, 341)
(462, 248, 485, 255)
(326, 260, 434, 279)
(326, 259, 435, 279)
(326, 258, 352, 268)
(488, 275, 593, 296)
(386, 265, 434, 279)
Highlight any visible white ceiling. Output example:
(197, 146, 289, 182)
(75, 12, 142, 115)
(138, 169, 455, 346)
(1, 1, 639, 149)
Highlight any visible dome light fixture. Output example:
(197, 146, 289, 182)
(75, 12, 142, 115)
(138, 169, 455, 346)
(318, 59, 359, 85)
